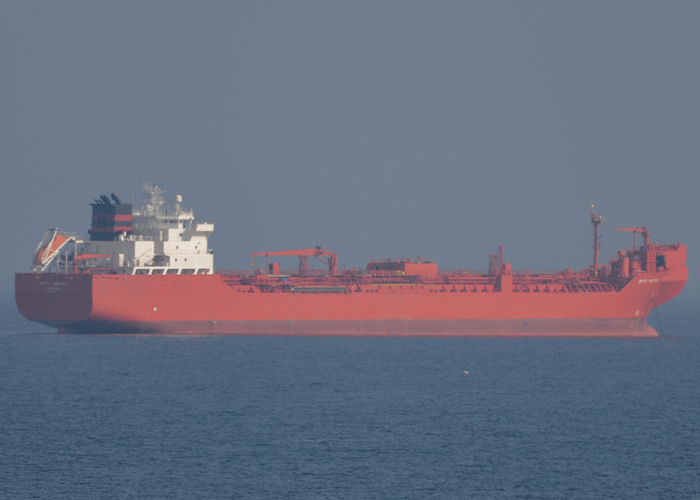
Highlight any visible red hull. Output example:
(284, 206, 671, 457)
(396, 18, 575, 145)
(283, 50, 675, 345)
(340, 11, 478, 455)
(15, 267, 686, 336)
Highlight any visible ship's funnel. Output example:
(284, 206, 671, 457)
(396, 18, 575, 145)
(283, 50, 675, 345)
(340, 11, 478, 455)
(89, 194, 133, 241)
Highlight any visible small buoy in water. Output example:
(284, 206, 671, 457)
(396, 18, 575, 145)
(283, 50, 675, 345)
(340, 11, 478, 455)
(463, 370, 470, 375)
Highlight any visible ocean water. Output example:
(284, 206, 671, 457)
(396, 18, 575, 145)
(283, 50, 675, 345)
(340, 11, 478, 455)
(1, 294, 699, 499)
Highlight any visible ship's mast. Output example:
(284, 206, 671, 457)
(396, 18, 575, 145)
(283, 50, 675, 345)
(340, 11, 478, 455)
(590, 205, 604, 278)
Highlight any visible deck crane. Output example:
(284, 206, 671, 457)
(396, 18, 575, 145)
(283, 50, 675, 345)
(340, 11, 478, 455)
(251, 247, 338, 276)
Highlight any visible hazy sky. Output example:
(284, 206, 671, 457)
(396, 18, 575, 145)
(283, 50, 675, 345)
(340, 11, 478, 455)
(1, 1, 698, 298)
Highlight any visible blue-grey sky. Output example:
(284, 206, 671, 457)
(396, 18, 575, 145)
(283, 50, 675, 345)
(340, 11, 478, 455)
(1, 1, 698, 297)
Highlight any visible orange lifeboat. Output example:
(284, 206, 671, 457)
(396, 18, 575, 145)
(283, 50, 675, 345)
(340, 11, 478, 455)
(33, 232, 69, 267)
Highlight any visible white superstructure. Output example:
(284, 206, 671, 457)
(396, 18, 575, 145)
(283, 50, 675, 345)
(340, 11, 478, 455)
(32, 184, 215, 275)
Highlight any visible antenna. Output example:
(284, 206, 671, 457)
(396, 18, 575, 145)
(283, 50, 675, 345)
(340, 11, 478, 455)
(142, 183, 166, 216)
(590, 204, 604, 278)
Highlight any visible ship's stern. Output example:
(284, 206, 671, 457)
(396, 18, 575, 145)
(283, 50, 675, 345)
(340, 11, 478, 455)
(15, 273, 93, 331)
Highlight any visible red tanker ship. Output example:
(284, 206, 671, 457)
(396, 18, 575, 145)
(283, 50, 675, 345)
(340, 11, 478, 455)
(15, 185, 687, 336)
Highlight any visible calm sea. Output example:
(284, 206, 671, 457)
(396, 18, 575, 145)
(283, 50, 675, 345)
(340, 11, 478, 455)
(1, 293, 699, 499)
